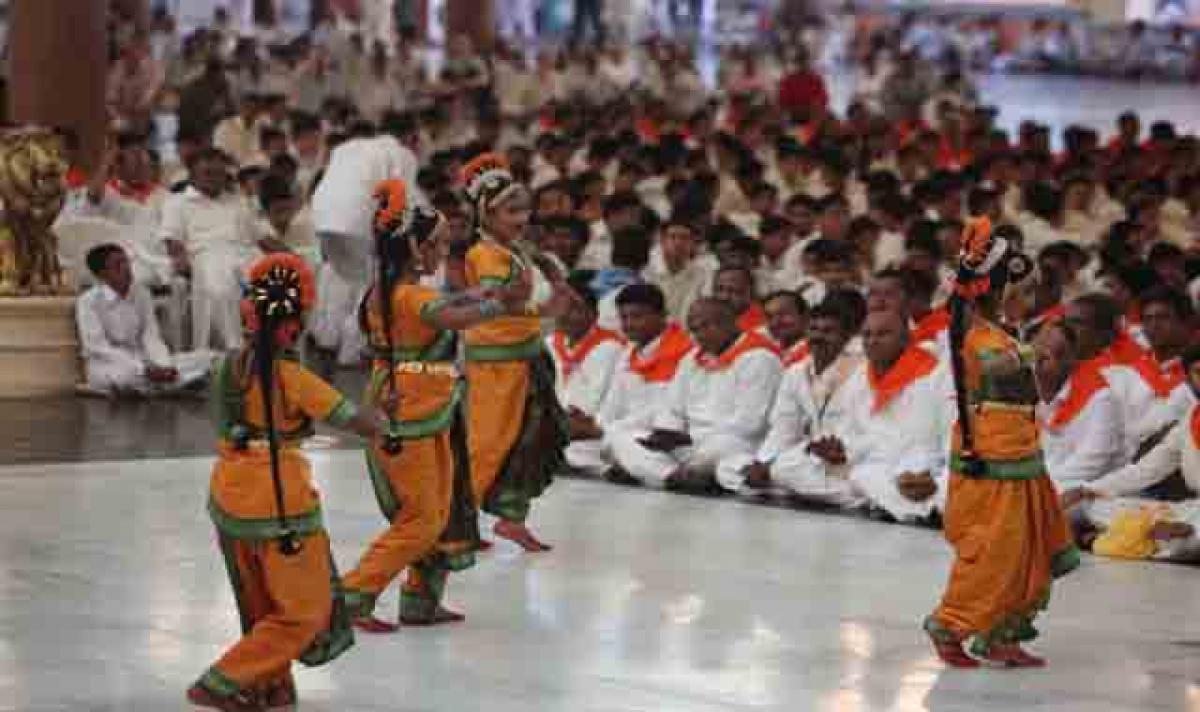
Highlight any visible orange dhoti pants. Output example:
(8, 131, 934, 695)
(343, 434, 454, 616)
(200, 531, 335, 698)
(466, 360, 530, 521)
(926, 472, 1079, 652)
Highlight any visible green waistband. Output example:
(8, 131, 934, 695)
(465, 338, 542, 362)
(950, 453, 1045, 480)
(208, 500, 325, 540)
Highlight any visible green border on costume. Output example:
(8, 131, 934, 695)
(1052, 545, 1081, 578)
(325, 398, 358, 428)
(949, 453, 1044, 480)
(208, 500, 325, 540)
(465, 338, 543, 362)
(371, 329, 456, 363)
(198, 667, 242, 698)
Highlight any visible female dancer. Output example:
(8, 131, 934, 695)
(458, 153, 570, 552)
(925, 216, 1080, 668)
(342, 180, 534, 631)
(189, 253, 382, 711)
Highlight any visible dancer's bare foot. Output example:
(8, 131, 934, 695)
(353, 616, 401, 634)
(400, 605, 467, 626)
(983, 643, 1046, 668)
(494, 519, 552, 552)
(186, 684, 262, 711)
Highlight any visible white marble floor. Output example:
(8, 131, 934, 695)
(0, 450, 1198, 712)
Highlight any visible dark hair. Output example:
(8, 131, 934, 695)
(763, 289, 807, 314)
(567, 270, 599, 312)
(813, 288, 865, 333)
(379, 111, 417, 140)
(610, 226, 652, 270)
(86, 243, 125, 277)
(291, 112, 321, 135)
(1139, 285, 1193, 320)
(1072, 292, 1122, 342)
(1182, 343, 1200, 370)
(258, 172, 294, 211)
(616, 282, 666, 313)
(603, 190, 644, 218)
(804, 237, 856, 266)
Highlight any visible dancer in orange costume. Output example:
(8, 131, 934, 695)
(342, 179, 537, 632)
(925, 215, 1080, 669)
(187, 254, 383, 711)
(458, 153, 570, 552)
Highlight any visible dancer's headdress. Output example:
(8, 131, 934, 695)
(240, 253, 317, 334)
(459, 152, 522, 220)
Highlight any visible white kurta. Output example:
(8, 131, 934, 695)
(718, 348, 862, 497)
(1101, 363, 1175, 459)
(1038, 381, 1126, 492)
(611, 339, 782, 487)
(1081, 400, 1200, 562)
(548, 331, 625, 475)
(158, 187, 260, 350)
(76, 284, 214, 394)
(836, 362, 952, 521)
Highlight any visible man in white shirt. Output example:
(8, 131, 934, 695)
(212, 94, 262, 169)
(1065, 293, 1175, 460)
(1033, 319, 1126, 492)
(549, 277, 626, 474)
(76, 244, 214, 396)
(611, 298, 782, 490)
(309, 113, 422, 364)
(644, 219, 715, 324)
(829, 309, 949, 521)
(1063, 344, 1200, 562)
(1139, 286, 1194, 420)
(571, 284, 695, 478)
(716, 298, 863, 497)
(159, 148, 264, 351)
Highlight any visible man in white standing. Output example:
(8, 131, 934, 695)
(159, 148, 263, 351)
(310, 112, 422, 365)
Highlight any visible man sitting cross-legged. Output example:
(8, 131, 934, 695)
(610, 297, 782, 491)
(716, 296, 863, 495)
(1061, 343, 1200, 563)
(828, 309, 951, 522)
(564, 283, 694, 478)
(76, 243, 215, 397)
(548, 274, 626, 476)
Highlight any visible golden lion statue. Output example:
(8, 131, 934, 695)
(0, 128, 67, 295)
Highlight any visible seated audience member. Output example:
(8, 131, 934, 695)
(1066, 293, 1176, 459)
(644, 218, 713, 324)
(538, 216, 589, 273)
(755, 214, 797, 294)
(832, 309, 949, 521)
(798, 238, 861, 306)
(868, 266, 949, 356)
(716, 297, 863, 494)
(1139, 285, 1195, 419)
(1037, 241, 1090, 303)
(595, 225, 654, 331)
(1062, 344, 1200, 563)
(762, 290, 809, 361)
(549, 276, 626, 471)
(159, 147, 264, 351)
(570, 284, 694, 478)
(258, 173, 319, 265)
(1034, 320, 1126, 492)
(610, 298, 781, 490)
(76, 244, 214, 396)
(713, 265, 765, 333)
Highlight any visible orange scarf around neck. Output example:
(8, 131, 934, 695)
(627, 323, 693, 383)
(1047, 365, 1109, 430)
(736, 303, 766, 333)
(695, 330, 779, 372)
(551, 326, 624, 380)
(867, 345, 938, 413)
(910, 306, 950, 343)
(783, 340, 811, 366)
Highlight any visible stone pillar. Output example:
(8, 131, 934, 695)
(446, 0, 494, 50)
(8, 0, 109, 173)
